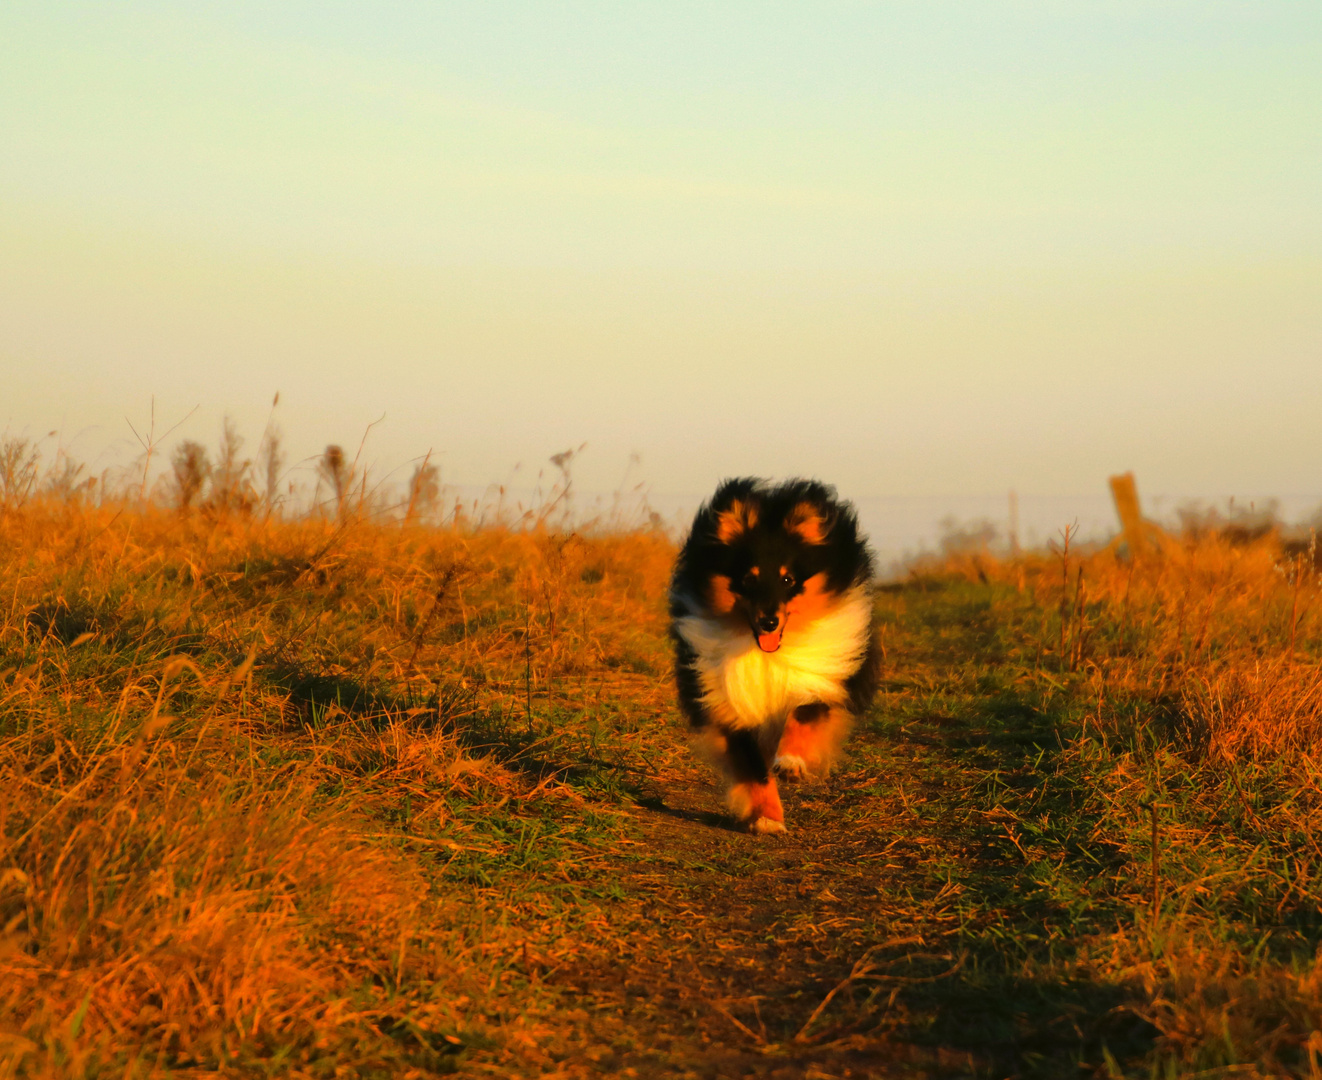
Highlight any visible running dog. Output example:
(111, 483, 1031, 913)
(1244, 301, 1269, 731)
(669, 478, 879, 834)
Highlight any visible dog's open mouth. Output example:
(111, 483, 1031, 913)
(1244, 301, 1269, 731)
(756, 627, 784, 652)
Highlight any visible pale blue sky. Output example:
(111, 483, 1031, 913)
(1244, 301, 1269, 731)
(2, 2, 1319, 504)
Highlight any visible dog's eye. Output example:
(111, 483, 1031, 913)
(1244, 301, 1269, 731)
(782, 573, 796, 588)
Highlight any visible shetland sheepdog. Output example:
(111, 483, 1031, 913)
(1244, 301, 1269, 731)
(669, 478, 879, 834)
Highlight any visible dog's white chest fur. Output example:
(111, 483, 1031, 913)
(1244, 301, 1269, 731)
(673, 587, 872, 730)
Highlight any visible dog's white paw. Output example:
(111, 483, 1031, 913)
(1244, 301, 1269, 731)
(748, 816, 787, 836)
(773, 753, 809, 782)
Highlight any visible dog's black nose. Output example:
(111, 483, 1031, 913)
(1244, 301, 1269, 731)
(756, 614, 780, 634)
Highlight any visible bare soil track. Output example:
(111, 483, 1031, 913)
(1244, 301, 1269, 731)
(512, 598, 1153, 1079)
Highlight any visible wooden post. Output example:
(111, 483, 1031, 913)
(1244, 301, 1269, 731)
(1109, 472, 1148, 556)
(1008, 490, 1020, 557)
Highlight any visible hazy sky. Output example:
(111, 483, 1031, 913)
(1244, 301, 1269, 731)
(2, 2, 1319, 502)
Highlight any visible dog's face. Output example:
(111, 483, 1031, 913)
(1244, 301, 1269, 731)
(703, 492, 838, 653)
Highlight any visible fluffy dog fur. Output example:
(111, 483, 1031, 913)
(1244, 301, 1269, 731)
(669, 478, 880, 834)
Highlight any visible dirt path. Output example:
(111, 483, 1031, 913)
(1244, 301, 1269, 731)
(555, 758, 965, 1078)
(539, 718, 984, 1078)
(525, 596, 1152, 1079)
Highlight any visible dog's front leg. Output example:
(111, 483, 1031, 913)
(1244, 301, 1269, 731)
(775, 702, 850, 781)
(721, 727, 785, 834)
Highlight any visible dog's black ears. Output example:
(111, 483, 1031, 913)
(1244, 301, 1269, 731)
(785, 499, 835, 545)
(708, 478, 764, 544)
(714, 499, 756, 543)
(704, 478, 844, 546)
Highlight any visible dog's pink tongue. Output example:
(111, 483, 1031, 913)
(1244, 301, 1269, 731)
(757, 629, 783, 652)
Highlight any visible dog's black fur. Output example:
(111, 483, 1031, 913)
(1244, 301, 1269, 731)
(668, 478, 879, 832)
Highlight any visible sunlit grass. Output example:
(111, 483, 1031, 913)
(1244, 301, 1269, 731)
(0, 496, 673, 1076)
(911, 531, 1322, 1074)
(5, 454, 1322, 1076)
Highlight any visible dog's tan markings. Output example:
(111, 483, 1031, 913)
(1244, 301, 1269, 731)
(728, 778, 784, 833)
(707, 574, 737, 615)
(774, 703, 850, 781)
(749, 565, 759, 576)
(785, 572, 833, 619)
(786, 501, 829, 544)
(715, 499, 758, 544)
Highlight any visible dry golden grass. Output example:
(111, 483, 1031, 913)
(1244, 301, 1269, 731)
(942, 525, 1322, 760)
(0, 499, 674, 1077)
(935, 528, 1322, 1073)
(9, 484, 1322, 1077)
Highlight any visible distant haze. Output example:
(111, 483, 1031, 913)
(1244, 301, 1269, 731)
(3, 4, 1320, 510)
(460, 486, 1320, 572)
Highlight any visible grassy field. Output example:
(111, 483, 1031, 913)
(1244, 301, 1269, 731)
(4, 492, 1322, 1078)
